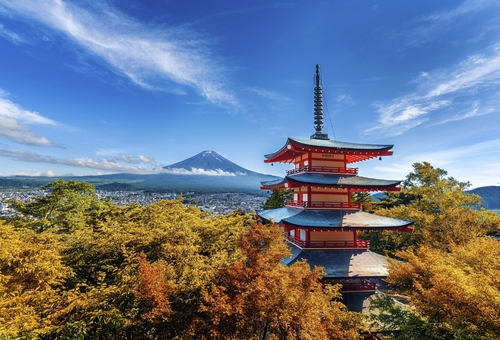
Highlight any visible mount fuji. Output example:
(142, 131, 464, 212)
(162, 150, 259, 176)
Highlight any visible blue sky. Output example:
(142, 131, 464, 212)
(1, 0, 500, 188)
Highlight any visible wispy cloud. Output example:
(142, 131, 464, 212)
(0, 0, 238, 108)
(0, 94, 61, 147)
(246, 87, 294, 112)
(364, 44, 500, 137)
(0, 22, 26, 44)
(397, 0, 500, 47)
(373, 137, 500, 187)
(0, 149, 159, 174)
(110, 154, 157, 166)
(429, 100, 496, 126)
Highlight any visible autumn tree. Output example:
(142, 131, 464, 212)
(1, 180, 366, 339)
(199, 222, 362, 340)
(0, 220, 72, 338)
(364, 162, 500, 253)
(374, 237, 500, 339)
(1, 180, 254, 339)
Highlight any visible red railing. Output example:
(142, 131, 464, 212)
(287, 166, 358, 175)
(337, 279, 378, 292)
(285, 200, 360, 209)
(286, 235, 370, 249)
(285, 200, 307, 207)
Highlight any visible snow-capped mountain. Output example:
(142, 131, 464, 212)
(163, 150, 256, 176)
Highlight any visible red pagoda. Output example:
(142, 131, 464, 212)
(257, 65, 413, 301)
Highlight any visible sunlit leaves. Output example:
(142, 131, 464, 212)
(367, 162, 500, 253)
(200, 223, 362, 340)
(385, 237, 500, 339)
(0, 221, 72, 338)
(1, 180, 360, 339)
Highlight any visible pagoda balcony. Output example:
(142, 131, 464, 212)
(286, 235, 370, 249)
(285, 200, 361, 209)
(286, 166, 358, 176)
(325, 279, 378, 293)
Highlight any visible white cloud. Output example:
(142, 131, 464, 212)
(364, 44, 500, 137)
(0, 169, 67, 177)
(0, 115, 58, 147)
(0, 149, 159, 174)
(0, 95, 56, 125)
(162, 167, 236, 176)
(0, 93, 61, 147)
(110, 154, 157, 166)
(0, 0, 238, 108)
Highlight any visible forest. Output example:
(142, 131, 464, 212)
(1, 162, 500, 339)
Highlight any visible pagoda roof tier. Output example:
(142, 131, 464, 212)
(283, 244, 389, 279)
(257, 207, 413, 231)
(264, 137, 394, 164)
(261, 173, 401, 191)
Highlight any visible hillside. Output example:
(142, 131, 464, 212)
(469, 186, 500, 210)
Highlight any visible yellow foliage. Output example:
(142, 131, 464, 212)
(386, 237, 500, 338)
(0, 220, 72, 337)
(1, 182, 359, 339)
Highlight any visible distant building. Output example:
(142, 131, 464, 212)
(256, 65, 413, 310)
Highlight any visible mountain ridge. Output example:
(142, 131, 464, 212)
(0, 151, 278, 194)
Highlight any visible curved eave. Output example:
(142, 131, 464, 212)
(264, 138, 394, 164)
(261, 174, 401, 192)
(257, 207, 413, 231)
(282, 220, 414, 232)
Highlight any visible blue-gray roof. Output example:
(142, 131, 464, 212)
(257, 207, 412, 229)
(285, 248, 389, 278)
(261, 173, 401, 188)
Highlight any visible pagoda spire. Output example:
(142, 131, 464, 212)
(310, 64, 329, 140)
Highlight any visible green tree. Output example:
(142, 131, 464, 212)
(263, 189, 292, 210)
(7, 179, 113, 233)
(363, 162, 500, 254)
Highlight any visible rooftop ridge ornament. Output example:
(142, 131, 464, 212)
(310, 64, 329, 140)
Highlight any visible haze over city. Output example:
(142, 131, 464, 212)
(1, 0, 500, 188)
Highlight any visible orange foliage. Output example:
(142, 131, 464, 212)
(200, 223, 361, 340)
(136, 253, 174, 321)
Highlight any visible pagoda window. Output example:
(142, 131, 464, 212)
(294, 193, 298, 201)
(304, 160, 308, 168)
(299, 229, 306, 242)
(302, 193, 308, 203)
(290, 229, 295, 237)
